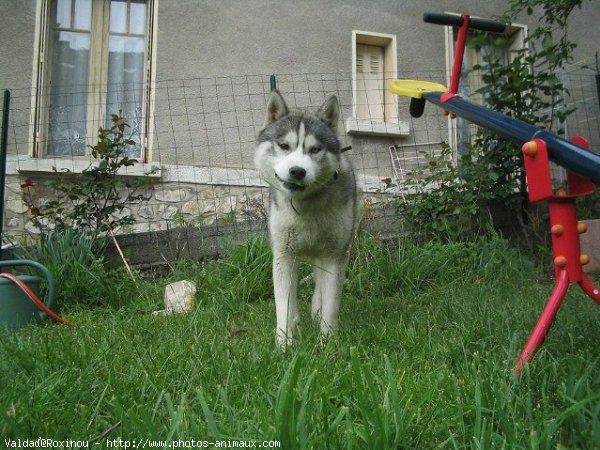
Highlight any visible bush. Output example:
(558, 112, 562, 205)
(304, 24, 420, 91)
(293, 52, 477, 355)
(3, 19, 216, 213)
(396, 142, 487, 242)
(22, 112, 153, 242)
(398, 0, 589, 244)
(17, 114, 156, 310)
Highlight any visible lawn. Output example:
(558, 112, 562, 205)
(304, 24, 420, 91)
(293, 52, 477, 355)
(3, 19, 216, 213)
(2, 235, 600, 449)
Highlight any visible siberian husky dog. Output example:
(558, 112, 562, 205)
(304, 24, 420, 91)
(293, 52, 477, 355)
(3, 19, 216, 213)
(254, 91, 357, 348)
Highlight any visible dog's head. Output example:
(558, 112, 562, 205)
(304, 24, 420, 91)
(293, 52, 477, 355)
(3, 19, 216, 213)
(255, 91, 341, 199)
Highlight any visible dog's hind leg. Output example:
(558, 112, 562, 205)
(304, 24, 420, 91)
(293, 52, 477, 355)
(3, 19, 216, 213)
(273, 254, 300, 348)
(312, 257, 345, 337)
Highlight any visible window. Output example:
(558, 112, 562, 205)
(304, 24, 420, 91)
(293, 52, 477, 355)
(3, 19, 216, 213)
(32, 0, 156, 159)
(445, 20, 527, 156)
(347, 31, 408, 137)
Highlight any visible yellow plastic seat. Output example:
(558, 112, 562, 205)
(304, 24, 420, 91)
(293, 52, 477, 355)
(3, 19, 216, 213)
(389, 80, 448, 99)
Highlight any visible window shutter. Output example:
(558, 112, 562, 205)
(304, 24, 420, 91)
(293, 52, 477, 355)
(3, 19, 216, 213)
(356, 44, 384, 121)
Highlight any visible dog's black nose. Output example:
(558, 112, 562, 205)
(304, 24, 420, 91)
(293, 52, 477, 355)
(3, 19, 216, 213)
(289, 166, 306, 180)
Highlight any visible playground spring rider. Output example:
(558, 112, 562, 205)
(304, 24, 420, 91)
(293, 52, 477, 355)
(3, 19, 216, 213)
(390, 13, 600, 376)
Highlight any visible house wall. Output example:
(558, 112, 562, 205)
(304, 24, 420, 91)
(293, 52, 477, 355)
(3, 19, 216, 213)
(0, 2, 37, 97)
(1, 0, 599, 243)
(154, 0, 506, 79)
(149, 0, 515, 173)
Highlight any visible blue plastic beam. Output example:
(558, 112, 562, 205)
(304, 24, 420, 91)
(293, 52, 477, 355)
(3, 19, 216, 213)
(424, 92, 600, 185)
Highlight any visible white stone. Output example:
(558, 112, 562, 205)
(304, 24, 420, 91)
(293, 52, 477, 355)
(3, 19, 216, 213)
(181, 201, 200, 216)
(138, 205, 155, 219)
(6, 199, 29, 214)
(132, 222, 162, 234)
(153, 280, 196, 315)
(24, 221, 42, 235)
(158, 204, 179, 220)
(154, 188, 190, 203)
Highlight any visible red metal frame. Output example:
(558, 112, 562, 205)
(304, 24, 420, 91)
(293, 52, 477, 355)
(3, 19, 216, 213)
(420, 14, 600, 375)
(515, 138, 600, 376)
(449, 15, 470, 96)
(438, 14, 471, 105)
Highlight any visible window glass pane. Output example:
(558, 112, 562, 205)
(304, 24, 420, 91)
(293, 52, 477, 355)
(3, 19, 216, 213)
(106, 35, 145, 157)
(130, 0, 146, 35)
(48, 30, 90, 156)
(55, 0, 72, 27)
(44, 0, 150, 157)
(110, 0, 128, 33)
(73, 0, 92, 30)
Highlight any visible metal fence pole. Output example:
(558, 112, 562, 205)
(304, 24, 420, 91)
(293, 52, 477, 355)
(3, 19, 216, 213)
(0, 90, 10, 260)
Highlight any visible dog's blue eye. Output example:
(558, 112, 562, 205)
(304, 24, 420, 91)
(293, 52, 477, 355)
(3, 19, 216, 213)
(309, 146, 322, 154)
(278, 142, 290, 151)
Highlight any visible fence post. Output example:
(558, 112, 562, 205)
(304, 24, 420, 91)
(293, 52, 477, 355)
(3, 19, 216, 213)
(596, 73, 600, 108)
(0, 90, 10, 259)
(596, 52, 600, 111)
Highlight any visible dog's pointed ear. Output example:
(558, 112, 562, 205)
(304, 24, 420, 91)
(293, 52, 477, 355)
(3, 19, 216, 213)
(264, 90, 289, 126)
(316, 95, 340, 133)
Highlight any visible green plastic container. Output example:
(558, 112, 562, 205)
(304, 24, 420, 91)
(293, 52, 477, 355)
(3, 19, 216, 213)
(0, 260, 55, 330)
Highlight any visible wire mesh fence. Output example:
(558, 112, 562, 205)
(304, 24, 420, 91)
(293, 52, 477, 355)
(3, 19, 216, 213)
(562, 66, 600, 149)
(1, 67, 599, 266)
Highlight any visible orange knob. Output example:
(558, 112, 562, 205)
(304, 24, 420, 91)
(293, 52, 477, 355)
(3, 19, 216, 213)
(580, 254, 590, 266)
(556, 188, 568, 197)
(523, 141, 538, 157)
(577, 222, 588, 234)
(551, 224, 565, 236)
(554, 256, 567, 268)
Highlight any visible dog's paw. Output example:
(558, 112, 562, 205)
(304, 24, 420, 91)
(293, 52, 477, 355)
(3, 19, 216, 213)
(311, 306, 321, 322)
(276, 329, 294, 350)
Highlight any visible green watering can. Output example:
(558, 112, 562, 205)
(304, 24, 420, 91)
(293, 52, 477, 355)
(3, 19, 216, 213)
(0, 260, 55, 330)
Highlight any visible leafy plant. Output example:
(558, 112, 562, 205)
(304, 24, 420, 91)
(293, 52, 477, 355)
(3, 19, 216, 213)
(397, 142, 489, 242)
(14, 227, 137, 309)
(465, 0, 585, 208)
(22, 113, 154, 242)
(399, 0, 589, 242)
(22, 227, 97, 268)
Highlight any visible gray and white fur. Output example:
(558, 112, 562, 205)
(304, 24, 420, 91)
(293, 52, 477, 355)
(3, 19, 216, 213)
(255, 91, 358, 348)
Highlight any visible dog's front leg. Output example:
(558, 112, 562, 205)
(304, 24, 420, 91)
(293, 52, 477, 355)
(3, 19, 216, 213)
(272, 253, 299, 348)
(312, 257, 345, 338)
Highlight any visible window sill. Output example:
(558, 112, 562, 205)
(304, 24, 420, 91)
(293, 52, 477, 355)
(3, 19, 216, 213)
(345, 118, 410, 137)
(10, 156, 161, 178)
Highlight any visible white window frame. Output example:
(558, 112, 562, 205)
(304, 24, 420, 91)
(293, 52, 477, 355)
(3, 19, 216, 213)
(444, 18, 528, 155)
(346, 31, 409, 137)
(28, 0, 158, 165)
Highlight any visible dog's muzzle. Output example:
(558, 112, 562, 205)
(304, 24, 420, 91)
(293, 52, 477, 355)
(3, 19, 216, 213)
(275, 172, 306, 192)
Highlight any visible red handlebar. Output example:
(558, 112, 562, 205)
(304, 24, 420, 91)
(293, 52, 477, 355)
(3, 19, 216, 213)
(423, 12, 506, 33)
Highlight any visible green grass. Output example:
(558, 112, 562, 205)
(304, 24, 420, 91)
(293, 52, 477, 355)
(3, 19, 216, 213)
(2, 234, 600, 449)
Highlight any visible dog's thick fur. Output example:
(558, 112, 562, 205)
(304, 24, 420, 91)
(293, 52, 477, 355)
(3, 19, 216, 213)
(255, 91, 358, 347)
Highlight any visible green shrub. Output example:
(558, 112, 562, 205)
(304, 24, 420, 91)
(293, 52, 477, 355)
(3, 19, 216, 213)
(396, 142, 487, 242)
(22, 112, 153, 242)
(17, 114, 157, 310)
(398, 0, 589, 243)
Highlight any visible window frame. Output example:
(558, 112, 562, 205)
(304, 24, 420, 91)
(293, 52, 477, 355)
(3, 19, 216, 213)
(29, 0, 158, 163)
(347, 30, 409, 137)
